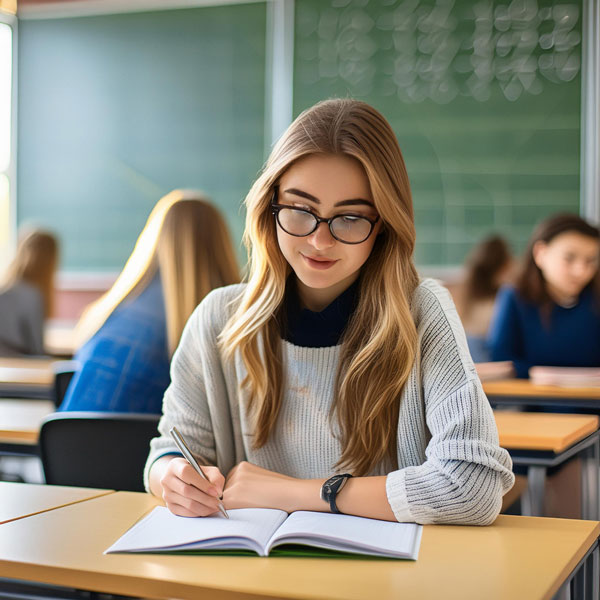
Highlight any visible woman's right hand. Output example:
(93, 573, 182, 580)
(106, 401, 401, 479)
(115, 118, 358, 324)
(155, 456, 225, 517)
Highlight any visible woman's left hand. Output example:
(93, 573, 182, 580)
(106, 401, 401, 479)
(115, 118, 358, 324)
(223, 461, 319, 513)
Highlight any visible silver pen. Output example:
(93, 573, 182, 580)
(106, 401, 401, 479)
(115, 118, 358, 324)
(169, 426, 229, 519)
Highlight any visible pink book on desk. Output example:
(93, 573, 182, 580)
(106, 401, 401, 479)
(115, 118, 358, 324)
(475, 361, 515, 382)
(529, 367, 600, 388)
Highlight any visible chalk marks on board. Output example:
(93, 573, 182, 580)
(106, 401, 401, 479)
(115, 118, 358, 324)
(296, 0, 581, 103)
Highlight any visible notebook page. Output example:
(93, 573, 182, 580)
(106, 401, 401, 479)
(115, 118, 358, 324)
(267, 511, 422, 559)
(105, 507, 288, 555)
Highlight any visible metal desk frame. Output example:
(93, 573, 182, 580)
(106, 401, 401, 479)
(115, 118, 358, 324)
(509, 430, 600, 520)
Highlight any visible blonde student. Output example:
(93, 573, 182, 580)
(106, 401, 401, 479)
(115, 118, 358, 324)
(0, 228, 59, 356)
(146, 99, 514, 525)
(60, 190, 239, 413)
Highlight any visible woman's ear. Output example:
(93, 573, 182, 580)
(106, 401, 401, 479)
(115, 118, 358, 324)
(532, 240, 547, 269)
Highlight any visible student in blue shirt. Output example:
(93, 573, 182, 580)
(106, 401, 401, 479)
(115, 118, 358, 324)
(60, 190, 240, 413)
(489, 213, 600, 378)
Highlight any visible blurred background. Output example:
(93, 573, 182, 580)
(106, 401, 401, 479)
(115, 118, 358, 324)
(0, 0, 597, 324)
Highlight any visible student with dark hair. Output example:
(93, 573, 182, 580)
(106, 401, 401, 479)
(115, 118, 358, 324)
(489, 213, 600, 378)
(454, 235, 514, 362)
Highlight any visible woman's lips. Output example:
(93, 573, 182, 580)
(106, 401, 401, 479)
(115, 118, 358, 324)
(301, 254, 338, 270)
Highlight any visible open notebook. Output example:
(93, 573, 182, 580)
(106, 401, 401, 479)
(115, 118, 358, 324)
(106, 506, 423, 559)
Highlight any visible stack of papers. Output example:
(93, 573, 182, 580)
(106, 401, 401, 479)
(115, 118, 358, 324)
(475, 361, 515, 382)
(529, 367, 600, 388)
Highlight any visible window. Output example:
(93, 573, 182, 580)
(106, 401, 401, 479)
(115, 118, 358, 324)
(0, 16, 14, 274)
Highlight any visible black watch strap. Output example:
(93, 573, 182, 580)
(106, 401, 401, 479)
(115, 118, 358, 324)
(320, 473, 353, 514)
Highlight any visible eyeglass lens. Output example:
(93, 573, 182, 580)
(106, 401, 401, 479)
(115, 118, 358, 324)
(277, 207, 373, 243)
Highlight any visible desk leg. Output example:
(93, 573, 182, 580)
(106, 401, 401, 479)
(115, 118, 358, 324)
(553, 585, 570, 600)
(522, 466, 546, 516)
(580, 437, 600, 521)
(555, 541, 599, 600)
(578, 540, 599, 600)
(588, 540, 599, 600)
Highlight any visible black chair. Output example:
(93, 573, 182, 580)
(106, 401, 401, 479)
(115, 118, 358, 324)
(52, 360, 79, 408)
(39, 412, 160, 492)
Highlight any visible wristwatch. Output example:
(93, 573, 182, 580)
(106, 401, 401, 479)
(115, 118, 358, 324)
(320, 473, 353, 514)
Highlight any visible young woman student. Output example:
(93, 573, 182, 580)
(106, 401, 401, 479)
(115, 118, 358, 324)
(0, 229, 59, 356)
(489, 213, 600, 378)
(146, 100, 514, 525)
(59, 190, 239, 413)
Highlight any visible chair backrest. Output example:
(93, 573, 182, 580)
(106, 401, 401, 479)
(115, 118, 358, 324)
(52, 360, 79, 408)
(39, 412, 160, 492)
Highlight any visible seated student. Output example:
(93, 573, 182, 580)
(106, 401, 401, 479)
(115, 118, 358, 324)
(488, 213, 600, 378)
(146, 99, 514, 525)
(59, 190, 239, 414)
(453, 234, 514, 362)
(0, 229, 59, 356)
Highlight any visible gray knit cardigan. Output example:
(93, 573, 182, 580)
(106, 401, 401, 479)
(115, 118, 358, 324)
(144, 278, 514, 525)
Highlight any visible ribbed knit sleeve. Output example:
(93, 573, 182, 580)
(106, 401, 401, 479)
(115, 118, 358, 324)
(143, 284, 246, 490)
(144, 279, 514, 527)
(385, 280, 515, 525)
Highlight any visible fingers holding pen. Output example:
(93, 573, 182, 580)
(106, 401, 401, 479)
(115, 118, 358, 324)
(175, 460, 222, 499)
(202, 465, 226, 499)
(161, 457, 224, 517)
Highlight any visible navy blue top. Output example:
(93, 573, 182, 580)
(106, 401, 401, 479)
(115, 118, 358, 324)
(488, 285, 600, 378)
(60, 275, 170, 413)
(282, 279, 359, 347)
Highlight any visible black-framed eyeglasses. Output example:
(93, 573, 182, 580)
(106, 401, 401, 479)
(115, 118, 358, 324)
(271, 198, 379, 245)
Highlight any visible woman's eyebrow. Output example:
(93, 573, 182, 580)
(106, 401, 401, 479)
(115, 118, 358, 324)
(282, 187, 374, 207)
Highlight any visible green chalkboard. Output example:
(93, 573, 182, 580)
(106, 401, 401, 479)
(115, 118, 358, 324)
(18, 3, 266, 272)
(294, 0, 582, 266)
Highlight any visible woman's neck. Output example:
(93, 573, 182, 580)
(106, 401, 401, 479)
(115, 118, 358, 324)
(545, 283, 579, 308)
(296, 272, 360, 312)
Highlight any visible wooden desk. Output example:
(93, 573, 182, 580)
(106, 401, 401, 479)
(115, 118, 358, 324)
(44, 321, 77, 358)
(495, 411, 600, 520)
(495, 412, 600, 453)
(0, 357, 56, 400)
(0, 399, 55, 446)
(0, 491, 598, 600)
(484, 379, 600, 411)
(0, 482, 113, 525)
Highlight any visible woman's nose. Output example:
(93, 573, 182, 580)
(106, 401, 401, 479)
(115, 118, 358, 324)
(308, 222, 336, 250)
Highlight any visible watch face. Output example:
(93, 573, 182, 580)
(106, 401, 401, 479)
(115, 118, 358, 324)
(321, 475, 344, 501)
(321, 474, 352, 513)
(320, 480, 334, 501)
(329, 476, 342, 488)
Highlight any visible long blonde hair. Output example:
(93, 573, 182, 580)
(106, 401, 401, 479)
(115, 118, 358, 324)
(3, 228, 59, 318)
(220, 99, 419, 476)
(76, 189, 239, 355)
